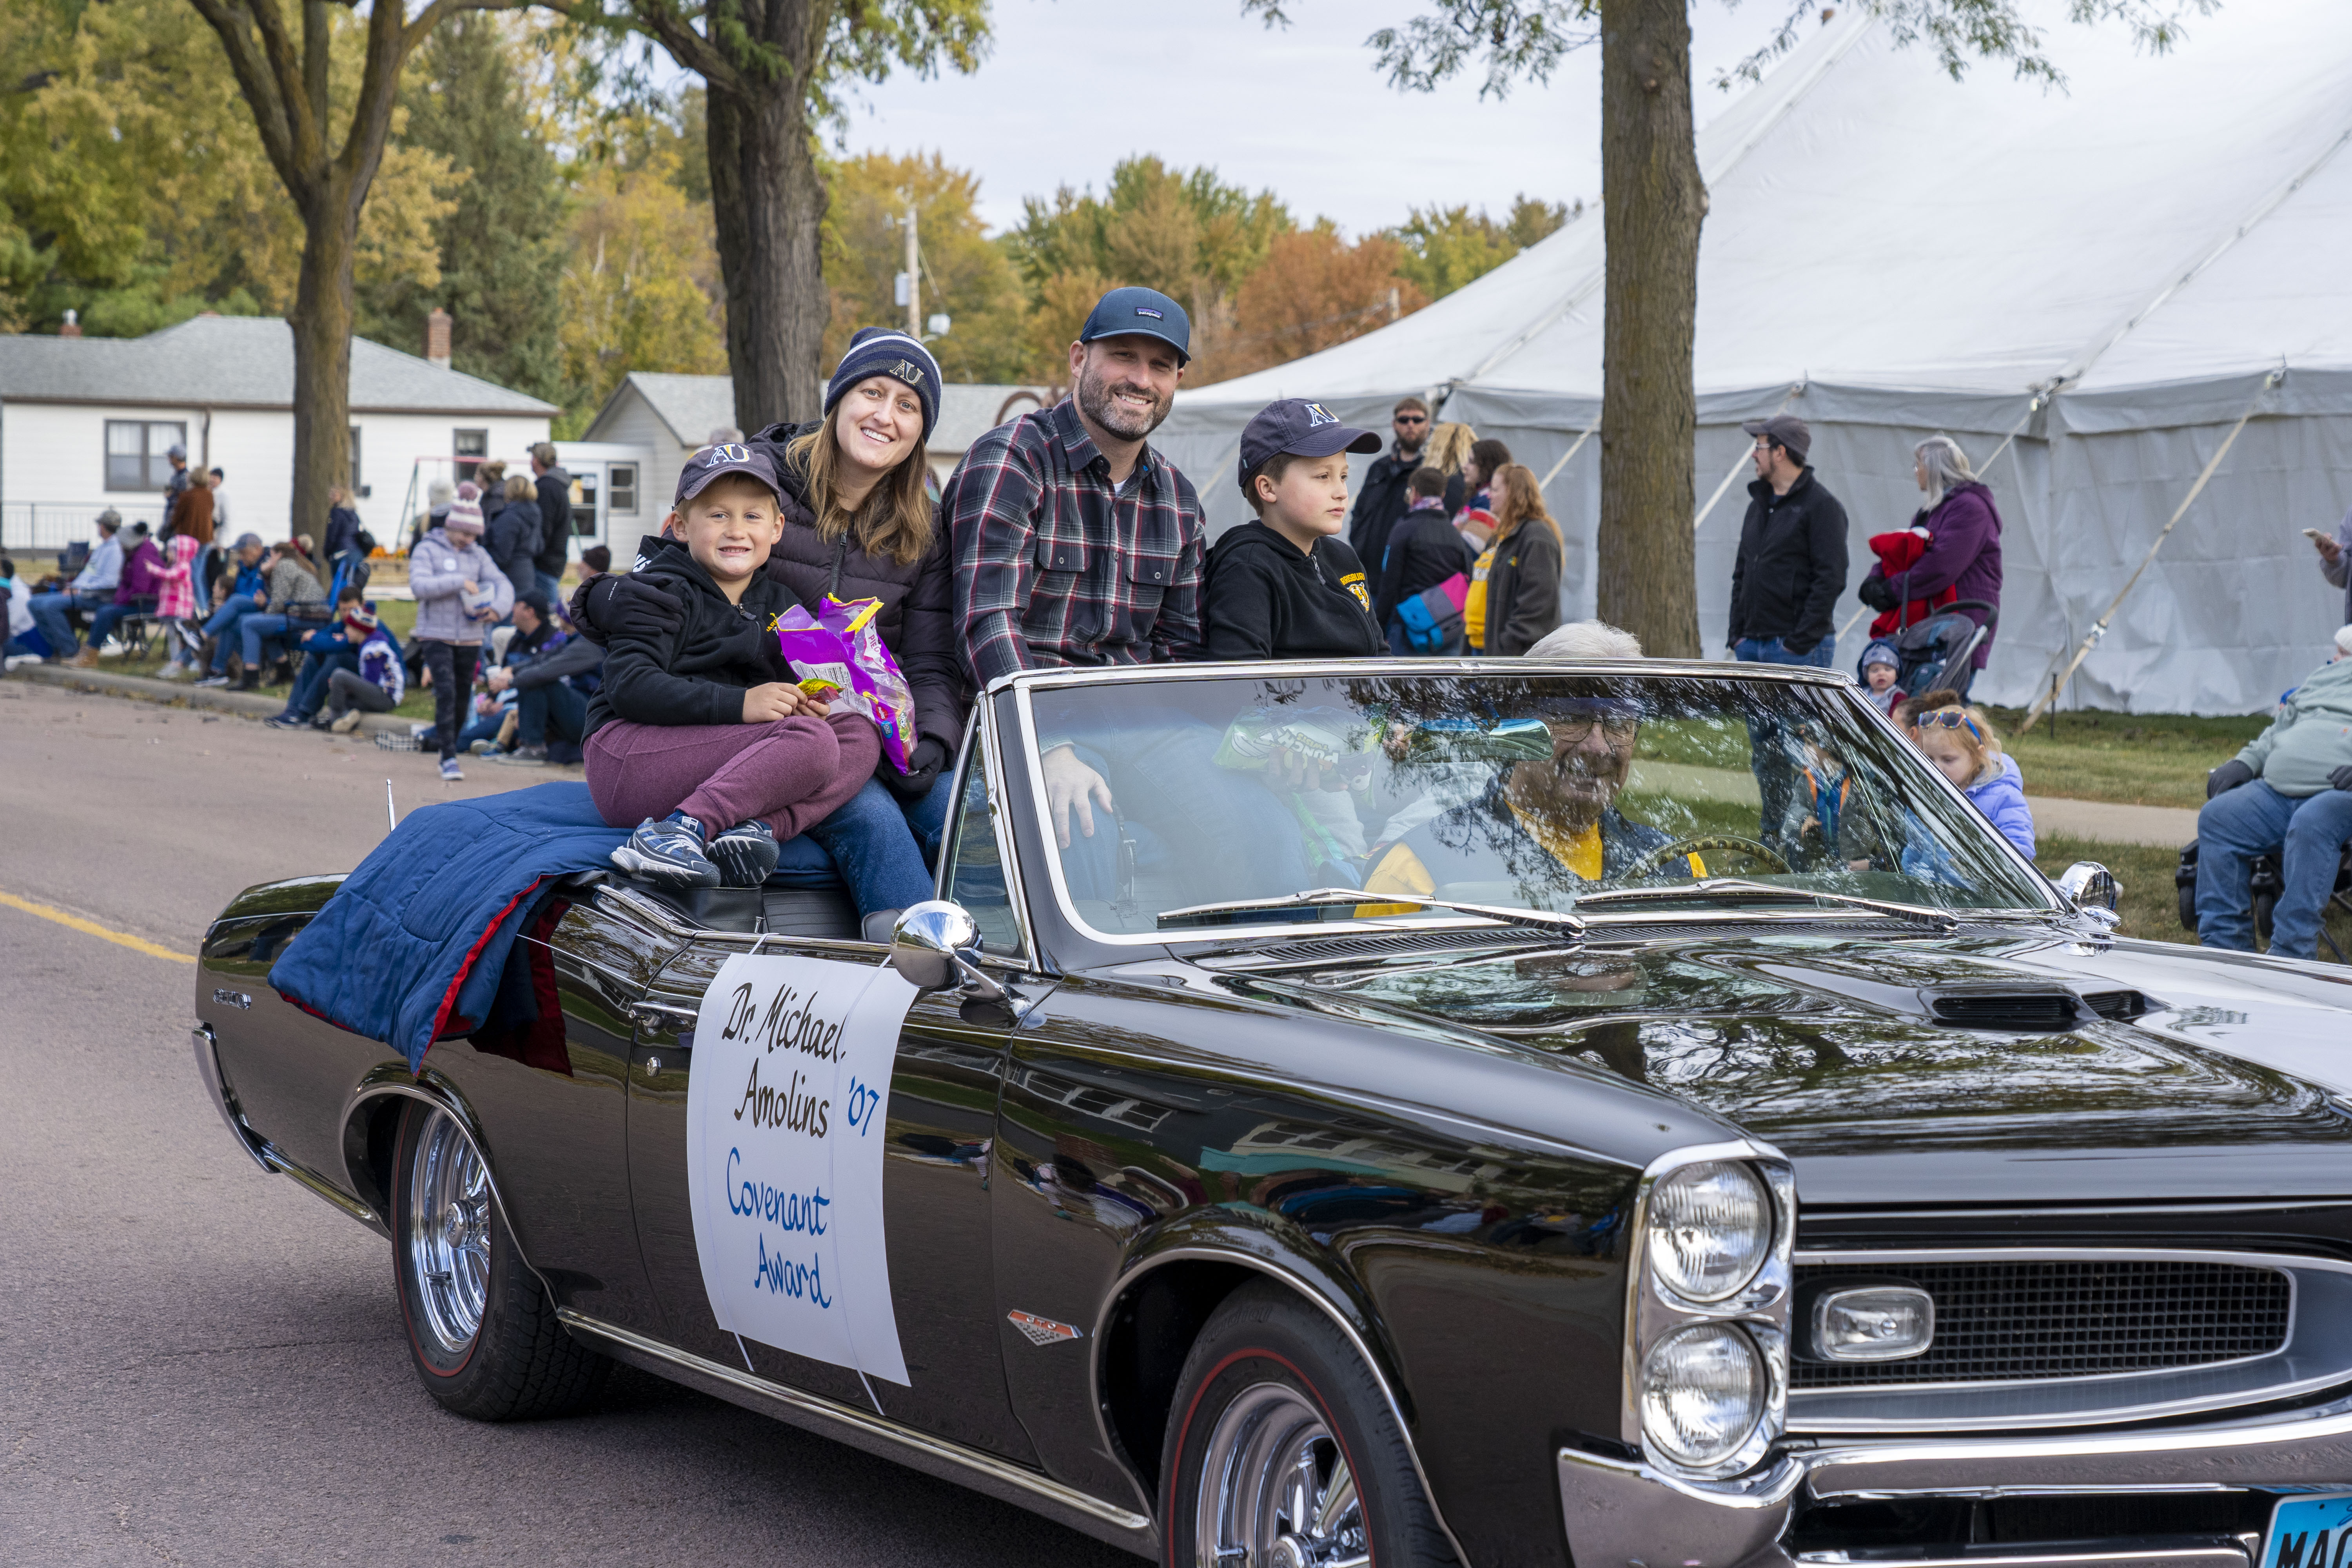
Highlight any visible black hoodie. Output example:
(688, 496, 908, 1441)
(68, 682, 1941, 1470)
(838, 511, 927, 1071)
(1199, 521, 1383, 661)
(584, 534, 795, 737)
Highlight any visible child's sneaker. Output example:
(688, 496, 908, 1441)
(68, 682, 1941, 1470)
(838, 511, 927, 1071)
(708, 819, 779, 887)
(439, 756, 465, 782)
(612, 812, 721, 887)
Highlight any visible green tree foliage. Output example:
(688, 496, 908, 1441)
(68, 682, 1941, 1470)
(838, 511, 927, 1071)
(1389, 194, 1577, 301)
(821, 151, 1032, 383)
(358, 15, 566, 405)
(1005, 156, 1292, 303)
(557, 146, 728, 434)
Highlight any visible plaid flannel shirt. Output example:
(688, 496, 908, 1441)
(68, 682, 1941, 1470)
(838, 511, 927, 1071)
(946, 399, 1205, 685)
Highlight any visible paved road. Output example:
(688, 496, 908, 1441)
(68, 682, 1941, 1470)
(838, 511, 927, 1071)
(0, 681, 1135, 1568)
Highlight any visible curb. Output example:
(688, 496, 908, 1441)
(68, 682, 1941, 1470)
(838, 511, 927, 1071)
(7, 661, 417, 740)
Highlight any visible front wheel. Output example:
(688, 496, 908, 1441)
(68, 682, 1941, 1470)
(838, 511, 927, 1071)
(1160, 1281, 1457, 1568)
(391, 1101, 609, 1420)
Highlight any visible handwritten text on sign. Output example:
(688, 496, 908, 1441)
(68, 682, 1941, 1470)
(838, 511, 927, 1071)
(687, 953, 916, 1385)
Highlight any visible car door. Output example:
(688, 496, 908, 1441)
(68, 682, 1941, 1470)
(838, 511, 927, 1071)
(622, 747, 1037, 1463)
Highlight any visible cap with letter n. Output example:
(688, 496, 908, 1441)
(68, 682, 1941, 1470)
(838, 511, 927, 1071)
(1079, 285, 1192, 365)
(1238, 398, 1383, 486)
(673, 442, 784, 508)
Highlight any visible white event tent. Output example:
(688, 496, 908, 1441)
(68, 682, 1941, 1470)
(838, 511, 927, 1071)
(1153, 0, 2352, 714)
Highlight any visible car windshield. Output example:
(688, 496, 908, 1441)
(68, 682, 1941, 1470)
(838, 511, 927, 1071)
(1021, 670, 2052, 936)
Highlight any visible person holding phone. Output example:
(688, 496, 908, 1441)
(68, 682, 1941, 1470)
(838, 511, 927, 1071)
(2312, 514, 2352, 628)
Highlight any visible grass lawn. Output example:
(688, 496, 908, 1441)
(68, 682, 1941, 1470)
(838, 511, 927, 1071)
(1987, 706, 2271, 809)
(2036, 832, 2352, 960)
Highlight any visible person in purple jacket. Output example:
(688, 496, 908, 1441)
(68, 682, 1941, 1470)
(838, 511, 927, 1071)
(1859, 436, 2004, 672)
(70, 522, 164, 667)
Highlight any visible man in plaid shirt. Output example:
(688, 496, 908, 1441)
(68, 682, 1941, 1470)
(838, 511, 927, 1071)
(945, 285, 1207, 846)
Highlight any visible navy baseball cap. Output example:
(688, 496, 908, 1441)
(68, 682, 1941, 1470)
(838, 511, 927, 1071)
(1238, 399, 1383, 481)
(1080, 286, 1191, 364)
(673, 441, 783, 507)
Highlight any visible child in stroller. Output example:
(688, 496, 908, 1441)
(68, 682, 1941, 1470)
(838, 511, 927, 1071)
(1857, 600, 1998, 703)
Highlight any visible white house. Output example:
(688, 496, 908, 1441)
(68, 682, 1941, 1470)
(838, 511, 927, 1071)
(581, 371, 1055, 496)
(0, 314, 557, 557)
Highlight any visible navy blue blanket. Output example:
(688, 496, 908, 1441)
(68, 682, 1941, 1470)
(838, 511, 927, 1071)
(270, 783, 629, 1072)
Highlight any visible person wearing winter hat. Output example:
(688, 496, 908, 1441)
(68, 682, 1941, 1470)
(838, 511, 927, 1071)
(569, 327, 967, 929)
(1859, 638, 1906, 716)
(409, 486, 512, 778)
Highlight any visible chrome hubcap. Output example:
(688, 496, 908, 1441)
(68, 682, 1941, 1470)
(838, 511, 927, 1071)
(407, 1111, 491, 1354)
(1194, 1382, 1367, 1568)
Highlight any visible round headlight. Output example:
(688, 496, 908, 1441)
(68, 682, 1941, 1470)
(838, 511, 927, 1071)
(1646, 1160, 1772, 1302)
(1640, 1322, 1766, 1468)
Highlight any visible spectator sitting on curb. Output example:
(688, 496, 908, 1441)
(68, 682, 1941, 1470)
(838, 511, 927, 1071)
(265, 586, 365, 729)
(2196, 634, 2352, 961)
(180, 534, 268, 681)
(72, 523, 164, 668)
(478, 594, 604, 766)
(3, 555, 40, 666)
(322, 607, 403, 734)
(200, 539, 323, 690)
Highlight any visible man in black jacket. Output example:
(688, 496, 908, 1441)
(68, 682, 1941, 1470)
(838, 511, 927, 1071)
(1347, 397, 1462, 582)
(1726, 414, 1848, 840)
(529, 441, 572, 605)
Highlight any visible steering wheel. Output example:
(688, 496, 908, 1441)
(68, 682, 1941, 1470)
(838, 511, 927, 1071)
(1621, 834, 1791, 881)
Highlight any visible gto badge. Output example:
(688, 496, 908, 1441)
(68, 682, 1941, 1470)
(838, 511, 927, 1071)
(212, 989, 252, 1010)
(1008, 1310, 1082, 1347)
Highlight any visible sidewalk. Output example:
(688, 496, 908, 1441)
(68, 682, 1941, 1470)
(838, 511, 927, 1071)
(8, 660, 416, 740)
(2027, 795, 2199, 847)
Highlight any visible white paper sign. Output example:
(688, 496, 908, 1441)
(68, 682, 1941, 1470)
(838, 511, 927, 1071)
(687, 952, 917, 1385)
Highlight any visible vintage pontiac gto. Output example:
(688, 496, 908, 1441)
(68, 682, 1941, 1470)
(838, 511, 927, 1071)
(194, 660, 2352, 1568)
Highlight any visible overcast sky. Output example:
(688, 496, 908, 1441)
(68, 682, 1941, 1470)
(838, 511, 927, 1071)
(831, 1, 1825, 237)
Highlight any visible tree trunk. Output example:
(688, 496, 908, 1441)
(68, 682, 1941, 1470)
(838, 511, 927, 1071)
(289, 179, 358, 555)
(707, 85, 827, 432)
(1595, 0, 1704, 658)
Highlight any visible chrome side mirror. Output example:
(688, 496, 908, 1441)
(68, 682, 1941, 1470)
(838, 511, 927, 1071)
(2055, 862, 2121, 915)
(889, 900, 1004, 1001)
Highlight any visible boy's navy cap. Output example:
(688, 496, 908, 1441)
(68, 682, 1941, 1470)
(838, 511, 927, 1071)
(673, 442, 783, 507)
(1080, 287, 1191, 363)
(1238, 399, 1383, 480)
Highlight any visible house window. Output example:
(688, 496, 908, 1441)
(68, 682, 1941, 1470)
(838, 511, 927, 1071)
(105, 420, 186, 491)
(453, 428, 487, 484)
(349, 426, 363, 495)
(608, 462, 639, 514)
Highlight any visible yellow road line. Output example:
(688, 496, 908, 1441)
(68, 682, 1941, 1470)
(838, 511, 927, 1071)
(0, 889, 196, 964)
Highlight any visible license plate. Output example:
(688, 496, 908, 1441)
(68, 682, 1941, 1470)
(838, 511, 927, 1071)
(2264, 1495, 2352, 1567)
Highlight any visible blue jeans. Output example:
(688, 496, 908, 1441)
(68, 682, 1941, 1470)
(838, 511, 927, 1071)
(240, 613, 299, 671)
(1736, 635, 1837, 840)
(2196, 781, 2352, 960)
(808, 774, 957, 918)
(29, 589, 107, 656)
(84, 599, 153, 651)
(279, 646, 356, 720)
(534, 570, 565, 609)
(203, 597, 263, 671)
(515, 680, 588, 747)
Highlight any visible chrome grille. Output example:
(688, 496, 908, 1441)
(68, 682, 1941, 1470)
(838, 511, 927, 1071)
(1792, 1258, 2291, 1388)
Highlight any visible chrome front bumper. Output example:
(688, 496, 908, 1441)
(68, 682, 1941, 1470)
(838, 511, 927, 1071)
(1558, 1391, 2352, 1568)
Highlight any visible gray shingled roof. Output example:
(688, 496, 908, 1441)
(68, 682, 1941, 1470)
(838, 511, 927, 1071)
(602, 369, 1052, 452)
(0, 315, 559, 415)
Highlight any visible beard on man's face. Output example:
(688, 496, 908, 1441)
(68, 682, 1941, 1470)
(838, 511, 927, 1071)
(1077, 361, 1171, 441)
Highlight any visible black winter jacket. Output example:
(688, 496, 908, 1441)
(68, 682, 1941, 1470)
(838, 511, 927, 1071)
(1728, 468, 1848, 654)
(1479, 522, 1564, 656)
(1348, 443, 1464, 589)
(1373, 507, 1473, 628)
(1199, 523, 1383, 660)
(485, 495, 541, 599)
(583, 536, 795, 737)
(533, 468, 573, 578)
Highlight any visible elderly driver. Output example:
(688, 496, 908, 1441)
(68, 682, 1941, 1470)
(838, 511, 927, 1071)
(1363, 693, 1693, 897)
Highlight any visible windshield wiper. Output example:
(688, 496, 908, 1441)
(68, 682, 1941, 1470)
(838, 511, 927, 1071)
(1156, 887, 1584, 939)
(1571, 878, 1961, 932)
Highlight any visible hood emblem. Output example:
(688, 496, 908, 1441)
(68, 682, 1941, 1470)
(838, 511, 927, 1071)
(1008, 1309, 1082, 1347)
(212, 989, 251, 1010)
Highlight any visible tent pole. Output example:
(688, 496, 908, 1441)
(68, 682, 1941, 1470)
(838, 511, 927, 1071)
(2021, 367, 2283, 733)
(1539, 414, 1602, 491)
(1694, 381, 1804, 534)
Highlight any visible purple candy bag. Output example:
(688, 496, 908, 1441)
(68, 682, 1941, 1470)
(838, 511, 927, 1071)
(773, 596, 918, 772)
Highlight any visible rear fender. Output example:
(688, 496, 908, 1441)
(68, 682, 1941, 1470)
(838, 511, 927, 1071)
(340, 1069, 550, 1295)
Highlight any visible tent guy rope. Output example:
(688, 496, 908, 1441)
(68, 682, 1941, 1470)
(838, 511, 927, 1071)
(2020, 366, 2285, 733)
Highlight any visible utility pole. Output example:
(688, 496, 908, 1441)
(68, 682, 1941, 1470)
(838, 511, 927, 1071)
(903, 201, 920, 340)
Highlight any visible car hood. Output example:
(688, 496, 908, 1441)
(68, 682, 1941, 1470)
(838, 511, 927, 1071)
(1292, 929, 2352, 1205)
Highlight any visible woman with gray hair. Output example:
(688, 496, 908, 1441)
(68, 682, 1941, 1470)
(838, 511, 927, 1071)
(1857, 434, 2005, 675)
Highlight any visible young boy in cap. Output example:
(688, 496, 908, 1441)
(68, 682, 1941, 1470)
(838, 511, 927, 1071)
(1200, 399, 1386, 660)
(1859, 638, 1906, 716)
(584, 444, 882, 890)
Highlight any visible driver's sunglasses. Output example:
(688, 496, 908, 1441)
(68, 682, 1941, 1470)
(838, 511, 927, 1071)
(1918, 708, 1983, 738)
(1544, 714, 1639, 742)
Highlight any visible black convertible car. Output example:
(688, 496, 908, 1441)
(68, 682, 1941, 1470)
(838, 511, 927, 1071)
(195, 661, 2352, 1568)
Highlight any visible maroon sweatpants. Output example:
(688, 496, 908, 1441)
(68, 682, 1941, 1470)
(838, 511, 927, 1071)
(584, 713, 879, 840)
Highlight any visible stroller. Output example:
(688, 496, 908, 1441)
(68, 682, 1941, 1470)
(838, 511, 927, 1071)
(2176, 838, 2352, 962)
(1861, 599, 1998, 702)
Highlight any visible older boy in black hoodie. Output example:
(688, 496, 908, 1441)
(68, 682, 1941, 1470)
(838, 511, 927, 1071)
(1200, 399, 1385, 660)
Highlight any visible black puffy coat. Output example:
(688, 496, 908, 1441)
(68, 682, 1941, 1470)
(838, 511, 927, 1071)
(485, 495, 541, 600)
